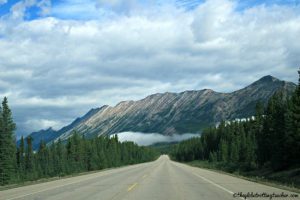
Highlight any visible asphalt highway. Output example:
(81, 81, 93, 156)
(0, 155, 299, 200)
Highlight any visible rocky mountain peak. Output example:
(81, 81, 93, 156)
(23, 75, 297, 149)
(46, 127, 54, 131)
(253, 75, 281, 85)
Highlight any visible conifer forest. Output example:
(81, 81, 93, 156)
(171, 70, 300, 175)
(0, 100, 158, 185)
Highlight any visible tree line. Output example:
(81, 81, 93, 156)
(171, 70, 300, 172)
(0, 99, 158, 186)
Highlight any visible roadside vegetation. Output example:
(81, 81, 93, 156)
(187, 160, 300, 193)
(0, 99, 158, 186)
(171, 69, 300, 190)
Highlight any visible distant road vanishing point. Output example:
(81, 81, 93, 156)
(0, 155, 299, 200)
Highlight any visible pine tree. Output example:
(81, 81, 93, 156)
(17, 136, 25, 180)
(66, 137, 76, 174)
(0, 102, 3, 184)
(47, 142, 56, 176)
(245, 132, 257, 169)
(218, 139, 228, 162)
(37, 140, 49, 177)
(107, 136, 119, 167)
(229, 137, 239, 163)
(86, 140, 99, 171)
(239, 125, 247, 163)
(55, 139, 66, 176)
(98, 149, 107, 169)
(170, 70, 300, 173)
(25, 136, 35, 180)
(257, 96, 276, 166)
(255, 102, 266, 167)
(269, 92, 287, 170)
(0, 97, 16, 185)
(209, 151, 217, 163)
(285, 69, 300, 166)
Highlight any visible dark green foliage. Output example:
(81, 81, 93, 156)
(16, 136, 25, 180)
(54, 139, 66, 175)
(218, 139, 228, 162)
(229, 137, 239, 164)
(18, 134, 158, 181)
(25, 136, 35, 180)
(209, 151, 217, 163)
(0, 97, 158, 186)
(171, 69, 300, 173)
(0, 97, 16, 185)
(285, 70, 300, 167)
(10, 134, 157, 185)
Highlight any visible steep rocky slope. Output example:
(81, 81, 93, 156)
(24, 75, 296, 147)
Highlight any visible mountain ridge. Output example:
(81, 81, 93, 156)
(23, 75, 297, 149)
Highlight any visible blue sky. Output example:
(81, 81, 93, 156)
(0, 0, 299, 20)
(0, 0, 299, 137)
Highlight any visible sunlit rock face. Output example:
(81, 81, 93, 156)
(25, 75, 296, 148)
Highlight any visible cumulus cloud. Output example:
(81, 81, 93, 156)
(95, 0, 173, 15)
(37, 0, 51, 16)
(114, 132, 200, 146)
(192, 0, 235, 42)
(96, 0, 138, 12)
(24, 119, 64, 132)
(0, 0, 299, 136)
(0, 0, 7, 5)
(4, 0, 51, 20)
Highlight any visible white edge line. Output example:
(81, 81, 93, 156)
(193, 173, 244, 200)
(5, 171, 115, 200)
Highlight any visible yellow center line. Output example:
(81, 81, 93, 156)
(127, 183, 138, 192)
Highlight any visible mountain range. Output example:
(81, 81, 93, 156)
(23, 75, 296, 149)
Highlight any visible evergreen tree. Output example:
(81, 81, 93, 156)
(37, 140, 50, 177)
(86, 140, 98, 171)
(238, 124, 247, 163)
(48, 142, 55, 176)
(245, 132, 257, 169)
(229, 137, 239, 163)
(285, 69, 300, 166)
(258, 96, 276, 166)
(255, 102, 266, 167)
(269, 93, 287, 170)
(55, 139, 66, 176)
(209, 151, 217, 163)
(170, 69, 299, 176)
(218, 139, 228, 162)
(0, 100, 158, 186)
(98, 149, 107, 169)
(0, 97, 16, 185)
(66, 136, 76, 174)
(25, 136, 35, 180)
(17, 136, 25, 180)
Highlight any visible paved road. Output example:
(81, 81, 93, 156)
(0, 155, 299, 200)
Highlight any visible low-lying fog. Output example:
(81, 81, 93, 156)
(112, 132, 200, 146)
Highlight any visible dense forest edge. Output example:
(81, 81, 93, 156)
(170, 70, 300, 190)
(0, 99, 159, 186)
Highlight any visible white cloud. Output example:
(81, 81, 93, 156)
(97, 0, 134, 8)
(0, 0, 7, 5)
(95, 0, 154, 14)
(24, 119, 64, 131)
(10, 0, 38, 20)
(0, 0, 299, 136)
(192, 0, 235, 42)
(37, 0, 51, 16)
(114, 132, 199, 146)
